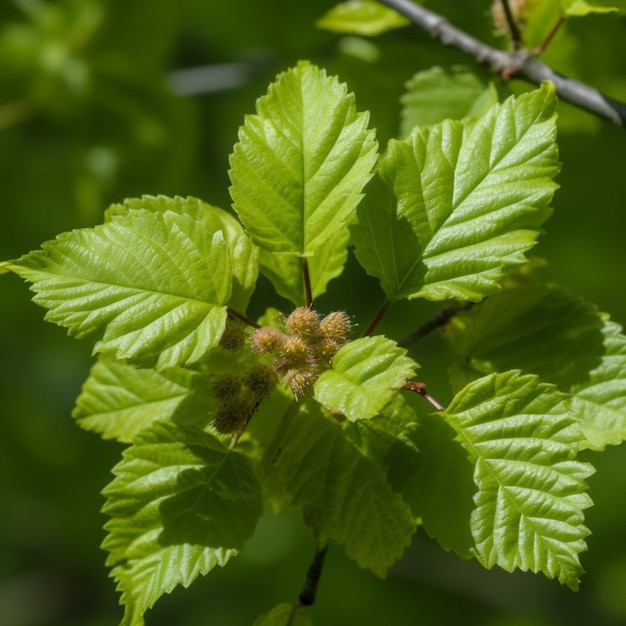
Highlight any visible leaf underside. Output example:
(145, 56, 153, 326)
(262, 401, 416, 577)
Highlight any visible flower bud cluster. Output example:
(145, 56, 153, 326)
(210, 364, 277, 436)
(249, 307, 352, 401)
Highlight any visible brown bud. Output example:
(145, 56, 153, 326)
(316, 336, 341, 362)
(250, 326, 285, 354)
(284, 368, 318, 400)
(211, 373, 243, 402)
(319, 311, 351, 344)
(243, 364, 278, 396)
(281, 335, 309, 361)
(219, 321, 246, 351)
(285, 307, 321, 337)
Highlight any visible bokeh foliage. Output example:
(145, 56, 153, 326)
(1, 1, 626, 625)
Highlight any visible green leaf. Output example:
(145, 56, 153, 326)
(254, 603, 313, 626)
(400, 66, 499, 137)
(444, 371, 593, 589)
(352, 83, 559, 302)
(571, 318, 626, 450)
(316, 0, 410, 36)
(102, 421, 263, 626)
(262, 402, 415, 577)
(400, 412, 476, 558)
(2, 209, 231, 369)
(561, 0, 626, 15)
(314, 336, 418, 421)
(448, 285, 626, 450)
(72, 356, 212, 443)
(106, 195, 259, 313)
(258, 224, 351, 306)
(229, 62, 378, 259)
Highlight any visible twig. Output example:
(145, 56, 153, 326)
(499, 0, 523, 50)
(299, 545, 328, 606)
(404, 381, 445, 411)
(227, 307, 260, 329)
(534, 16, 564, 55)
(302, 258, 313, 308)
(362, 297, 391, 336)
(377, 0, 626, 127)
(398, 302, 471, 347)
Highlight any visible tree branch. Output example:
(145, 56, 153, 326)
(377, 0, 626, 128)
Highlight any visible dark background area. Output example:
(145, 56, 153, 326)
(1, 1, 626, 625)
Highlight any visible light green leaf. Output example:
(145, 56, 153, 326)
(398, 412, 476, 558)
(106, 195, 258, 313)
(72, 356, 211, 443)
(2, 209, 231, 369)
(262, 402, 415, 577)
(448, 285, 626, 450)
(444, 371, 593, 589)
(314, 336, 418, 421)
(254, 603, 313, 626)
(229, 62, 378, 259)
(400, 66, 499, 137)
(352, 83, 559, 302)
(561, 0, 626, 15)
(258, 224, 351, 306)
(102, 421, 263, 626)
(571, 318, 626, 450)
(317, 0, 410, 36)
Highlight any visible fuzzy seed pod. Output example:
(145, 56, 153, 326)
(211, 373, 243, 403)
(281, 335, 309, 361)
(212, 405, 246, 435)
(219, 322, 246, 351)
(319, 311, 351, 344)
(285, 307, 321, 337)
(244, 364, 278, 396)
(284, 368, 318, 400)
(316, 336, 341, 362)
(250, 326, 285, 354)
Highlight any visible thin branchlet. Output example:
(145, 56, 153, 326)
(376, 0, 626, 127)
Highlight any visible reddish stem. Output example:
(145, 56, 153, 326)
(302, 258, 313, 308)
(404, 381, 445, 411)
(362, 298, 391, 336)
(227, 307, 260, 329)
(534, 17, 564, 55)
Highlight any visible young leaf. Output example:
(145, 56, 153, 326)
(316, 0, 410, 36)
(444, 371, 593, 589)
(1, 209, 231, 369)
(314, 336, 418, 421)
(400, 66, 498, 137)
(571, 318, 626, 450)
(561, 0, 626, 15)
(447, 285, 626, 450)
(254, 603, 313, 626)
(399, 412, 476, 559)
(229, 62, 378, 280)
(106, 195, 259, 313)
(72, 356, 211, 443)
(262, 402, 416, 577)
(102, 420, 263, 626)
(258, 224, 351, 306)
(352, 83, 559, 302)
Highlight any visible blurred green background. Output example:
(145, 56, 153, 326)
(1, 1, 626, 625)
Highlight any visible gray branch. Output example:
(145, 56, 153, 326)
(378, 0, 626, 127)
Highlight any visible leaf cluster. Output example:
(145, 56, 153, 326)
(3, 56, 626, 626)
